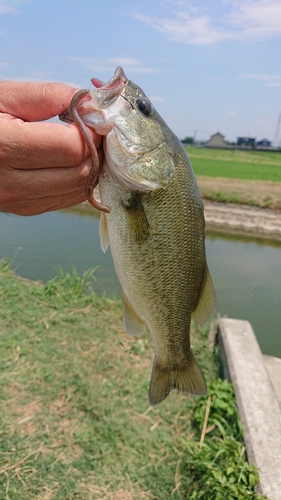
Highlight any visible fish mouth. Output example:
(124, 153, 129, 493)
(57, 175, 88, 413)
(59, 67, 128, 123)
(89, 66, 128, 109)
(91, 65, 127, 91)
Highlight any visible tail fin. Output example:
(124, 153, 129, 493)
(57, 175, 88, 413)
(148, 351, 207, 406)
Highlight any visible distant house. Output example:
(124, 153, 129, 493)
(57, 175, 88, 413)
(257, 138, 272, 147)
(205, 132, 230, 148)
(237, 137, 256, 147)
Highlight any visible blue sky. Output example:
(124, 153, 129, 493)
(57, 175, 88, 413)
(1, 0, 281, 143)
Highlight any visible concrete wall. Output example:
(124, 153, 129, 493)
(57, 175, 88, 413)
(219, 318, 281, 499)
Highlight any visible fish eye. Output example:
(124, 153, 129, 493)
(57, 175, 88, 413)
(137, 99, 152, 116)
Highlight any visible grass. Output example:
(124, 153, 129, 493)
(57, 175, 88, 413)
(185, 148, 281, 182)
(0, 260, 266, 499)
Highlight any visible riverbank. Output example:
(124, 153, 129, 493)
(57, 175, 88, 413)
(196, 174, 281, 241)
(0, 261, 265, 499)
(204, 201, 281, 241)
(219, 318, 281, 499)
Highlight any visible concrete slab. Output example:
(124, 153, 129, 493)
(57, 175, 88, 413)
(203, 201, 281, 241)
(219, 318, 281, 499)
(263, 355, 281, 406)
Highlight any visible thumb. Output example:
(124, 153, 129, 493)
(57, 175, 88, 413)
(0, 81, 79, 121)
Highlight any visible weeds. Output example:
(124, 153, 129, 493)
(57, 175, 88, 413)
(183, 379, 266, 499)
(44, 263, 99, 299)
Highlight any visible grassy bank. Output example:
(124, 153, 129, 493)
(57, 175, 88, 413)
(0, 261, 266, 499)
(184, 147, 281, 210)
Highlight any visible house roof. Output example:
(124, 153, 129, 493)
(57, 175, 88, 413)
(210, 132, 224, 138)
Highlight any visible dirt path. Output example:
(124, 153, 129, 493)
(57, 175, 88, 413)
(197, 176, 281, 210)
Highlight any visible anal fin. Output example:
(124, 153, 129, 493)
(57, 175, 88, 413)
(122, 292, 146, 337)
(192, 265, 216, 328)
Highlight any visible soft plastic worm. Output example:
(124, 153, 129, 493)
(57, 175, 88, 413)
(70, 89, 110, 213)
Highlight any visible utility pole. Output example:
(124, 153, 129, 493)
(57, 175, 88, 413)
(273, 113, 281, 147)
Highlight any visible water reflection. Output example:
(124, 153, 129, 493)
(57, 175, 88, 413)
(0, 211, 280, 356)
(206, 231, 281, 356)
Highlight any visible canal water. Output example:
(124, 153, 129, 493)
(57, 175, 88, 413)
(0, 209, 280, 357)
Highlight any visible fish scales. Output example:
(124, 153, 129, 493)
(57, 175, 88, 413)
(99, 151, 212, 404)
(61, 66, 216, 405)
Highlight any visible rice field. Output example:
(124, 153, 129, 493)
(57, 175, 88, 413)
(185, 147, 281, 182)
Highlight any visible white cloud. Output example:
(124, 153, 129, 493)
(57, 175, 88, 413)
(266, 82, 281, 87)
(134, 12, 226, 45)
(108, 57, 142, 66)
(0, 0, 25, 15)
(0, 74, 81, 89)
(67, 56, 161, 75)
(239, 73, 281, 87)
(150, 95, 165, 102)
(226, 0, 281, 38)
(0, 5, 18, 14)
(134, 0, 281, 44)
(0, 75, 49, 82)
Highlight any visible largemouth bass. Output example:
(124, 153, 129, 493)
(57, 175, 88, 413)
(61, 67, 216, 405)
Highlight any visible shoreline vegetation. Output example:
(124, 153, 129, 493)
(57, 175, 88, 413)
(197, 176, 281, 211)
(0, 260, 267, 499)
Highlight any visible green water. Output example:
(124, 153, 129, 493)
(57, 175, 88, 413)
(0, 210, 280, 357)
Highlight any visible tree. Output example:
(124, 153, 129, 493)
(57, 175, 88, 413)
(182, 136, 194, 144)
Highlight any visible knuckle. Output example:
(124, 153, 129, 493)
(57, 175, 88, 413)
(67, 146, 86, 166)
(43, 82, 75, 117)
(60, 126, 86, 166)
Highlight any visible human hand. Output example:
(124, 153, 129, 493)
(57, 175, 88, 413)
(0, 81, 102, 216)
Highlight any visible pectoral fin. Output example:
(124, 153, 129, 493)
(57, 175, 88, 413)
(122, 292, 146, 337)
(99, 212, 110, 253)
(122, 192, 150, 243)
(192, 266, 216, 328)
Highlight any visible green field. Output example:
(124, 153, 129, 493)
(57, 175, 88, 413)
(0, 262, 265, 499)
(185, 147, 281, 182)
